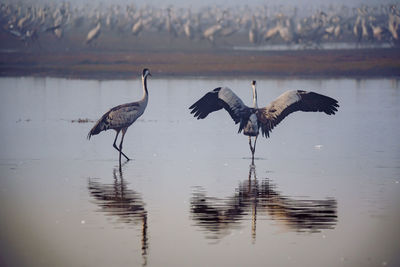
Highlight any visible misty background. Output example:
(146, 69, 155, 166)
(5, 0, 396, 8)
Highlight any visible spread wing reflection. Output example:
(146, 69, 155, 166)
(88, 166, 148, 265)
(190, 165, 337, 241)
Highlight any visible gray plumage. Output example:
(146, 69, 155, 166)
(88, 68, 151, 165)
(189, 81, 339, 162)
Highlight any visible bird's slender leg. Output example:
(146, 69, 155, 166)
(251, 135, 258, 165)
(113, 130, 121, 153)
(119, 128, 130, 162)
(249, 136, 254, 153)
(253, 135, 258, 155)
(113, 129, 130, 162)
(249, 136, 255, 165)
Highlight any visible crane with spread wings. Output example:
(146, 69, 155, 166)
(189, 81, 339, 163)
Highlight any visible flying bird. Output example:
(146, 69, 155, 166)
(88, 68, 151, 165)
(189, 81, 339, 164)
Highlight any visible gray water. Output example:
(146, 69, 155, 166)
(0, 77, 399, 267)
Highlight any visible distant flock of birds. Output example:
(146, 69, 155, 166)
(88, 68, 339, 166)
(1, 2, 400, 48)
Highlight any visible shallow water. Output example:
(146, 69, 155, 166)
(0, 77, 399, 267)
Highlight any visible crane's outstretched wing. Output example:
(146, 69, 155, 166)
(257, 90, 339, 138)
(189, 87, 250, 124)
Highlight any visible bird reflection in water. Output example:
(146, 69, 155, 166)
(190, 165, 337, 242)
(88, 164, 148, 266)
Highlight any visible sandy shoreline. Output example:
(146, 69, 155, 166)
(0, 48, 399, 79)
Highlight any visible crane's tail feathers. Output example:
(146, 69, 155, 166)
(87, 130, 94, 140)
(87, 127, 98, 140)
(87, 120, 106, 140)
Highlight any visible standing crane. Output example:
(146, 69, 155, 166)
(189, 81, 339, 164)
(85, 22, 101, 44)
(88, 68, 152, 166)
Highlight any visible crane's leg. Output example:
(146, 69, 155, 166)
(251, 135, 258, 165)
(249, 136, 253, 152)
(113, 130, 121, 153)
(113, 130, 130, 162)
(249, 136, 255, 165)
(119, 128, 130, 162)
(253, 135, 258, 155)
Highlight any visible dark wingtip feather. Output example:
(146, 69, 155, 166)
(327, 99, 340, 115)
(189, 89, 223, 120)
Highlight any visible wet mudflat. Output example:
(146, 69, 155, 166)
(0, 77, 399, 266)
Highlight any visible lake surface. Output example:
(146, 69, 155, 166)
(0, 77, 399, 267)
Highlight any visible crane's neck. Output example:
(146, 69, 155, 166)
(252, 84, 258, 108)
(141, 74, 149, 103)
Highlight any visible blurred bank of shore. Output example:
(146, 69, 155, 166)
(0, 47, 399, 79)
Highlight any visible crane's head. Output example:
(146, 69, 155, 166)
(142, 68, 152, 78)
(251, 80, 258, 108)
